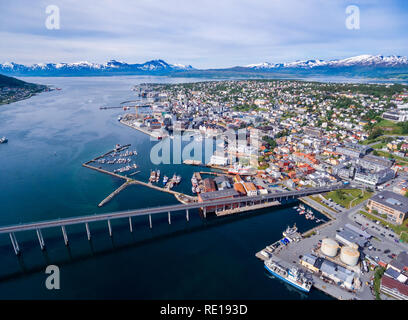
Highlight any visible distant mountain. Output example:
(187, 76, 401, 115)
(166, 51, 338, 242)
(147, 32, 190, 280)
(1, 55, 408, 79)
(0, 59, 195, 76)
(245, 55, 408, 70)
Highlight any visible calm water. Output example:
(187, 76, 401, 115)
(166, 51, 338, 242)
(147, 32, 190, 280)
(0, 76, 332, 299)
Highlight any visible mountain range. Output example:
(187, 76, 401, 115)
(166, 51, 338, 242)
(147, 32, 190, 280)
(1, 55, 408, 79)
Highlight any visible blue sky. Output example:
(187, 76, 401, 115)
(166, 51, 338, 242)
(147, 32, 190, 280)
(0, 0, 407, 68)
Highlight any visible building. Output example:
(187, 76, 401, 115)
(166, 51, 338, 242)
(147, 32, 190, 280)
(354, 168, 395, 186)
(336, 229, 367, 248)
(243, 182, 258, 197)
(299, 254, 320, 273)
(233, 183, 247, 196)
(382, 109, 408, 122)
(203, 178, 217, 193)
(336, 143, 372, 158)
(304, 126, 323, 138)
(197, 189, 240, 212)
(367, 191, 408, 225)
(356, 155, 394, 171)
(380, 276, 408, 300)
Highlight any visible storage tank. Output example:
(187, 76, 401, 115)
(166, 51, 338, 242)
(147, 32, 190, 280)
(340, 246, 360, 266)
(321, 238, 339, 257)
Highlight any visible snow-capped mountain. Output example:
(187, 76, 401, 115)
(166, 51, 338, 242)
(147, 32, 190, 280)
(246, 55, 408, 69)
(0, 59, 194, 76)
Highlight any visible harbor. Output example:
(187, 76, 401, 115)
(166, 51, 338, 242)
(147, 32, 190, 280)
(83, 144, 197, 207)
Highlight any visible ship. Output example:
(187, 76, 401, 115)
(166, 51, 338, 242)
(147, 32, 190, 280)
(264, 259, 313, 293)
(282, 224, 297, 238)
(0, 137, 8, 144)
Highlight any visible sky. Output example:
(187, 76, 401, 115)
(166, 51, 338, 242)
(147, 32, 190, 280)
(0, 0, 407, 68)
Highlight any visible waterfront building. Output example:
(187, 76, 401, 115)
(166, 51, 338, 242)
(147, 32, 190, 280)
(380, 276, 408, 300)
(367, 191, 408, 225)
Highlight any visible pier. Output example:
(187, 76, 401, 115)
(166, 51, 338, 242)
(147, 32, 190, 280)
(0, 184, 344, 256)
(83, 146, 196, 206)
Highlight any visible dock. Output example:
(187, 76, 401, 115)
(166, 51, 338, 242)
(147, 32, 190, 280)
(83, 146, 197, 207)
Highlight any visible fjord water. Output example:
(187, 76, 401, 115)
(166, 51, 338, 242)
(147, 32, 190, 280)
(0, 76, 331, 299)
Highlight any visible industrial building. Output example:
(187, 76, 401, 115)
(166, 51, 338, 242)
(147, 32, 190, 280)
(367, 191, 408, 225)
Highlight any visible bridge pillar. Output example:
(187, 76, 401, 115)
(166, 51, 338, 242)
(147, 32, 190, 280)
(85, 223, 91, 240)
(9, 233, 20, 255)
(168, 212, 171, 225)
(61, 226, 69, 246)
(186, 209, 189, 221)
(149, 214, 152, 229)
(107, 220, 112, 237)
(36, 229, 45, 250)
(129, 217, 133, 233)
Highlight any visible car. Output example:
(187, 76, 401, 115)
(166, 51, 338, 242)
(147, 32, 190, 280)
(380, 233, 385, 237)
(389, 234, 394, 238)
(384, 249, 390, 254)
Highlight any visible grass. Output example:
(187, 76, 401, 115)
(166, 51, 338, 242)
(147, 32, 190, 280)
(373, 150, 408, 166)
(373, 266, 386, 300)
(324, 189, 373, 209)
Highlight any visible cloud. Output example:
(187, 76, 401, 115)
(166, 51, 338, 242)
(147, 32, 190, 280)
(0, 0, 407, 68)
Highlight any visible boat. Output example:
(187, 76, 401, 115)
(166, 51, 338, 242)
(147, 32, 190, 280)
(149, 170, 156, 183)
(299, 204, 305, 210)
(163, 175, 169, 186)
(299, 210, 305, 215)
(264, 259, 313, 293)
(175, 175, 181, 184)
(192, 186, 197, 193)
(0, 137, 8, 144)
(117, 115, 122, 121)
(156, 169, 160, 182)
(282, 224, 298, 238)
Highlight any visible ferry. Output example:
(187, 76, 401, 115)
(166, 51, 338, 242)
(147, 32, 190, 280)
(264, 259, 313, 293)
(0, 137, 8, 144)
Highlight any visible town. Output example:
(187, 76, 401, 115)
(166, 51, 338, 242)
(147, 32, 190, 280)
(116, 79, 408, 300)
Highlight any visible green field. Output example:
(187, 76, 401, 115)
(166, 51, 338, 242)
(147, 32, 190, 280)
(324, 188, 373, 209)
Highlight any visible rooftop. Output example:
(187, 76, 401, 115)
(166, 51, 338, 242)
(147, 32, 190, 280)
(370, 191, 408, 213)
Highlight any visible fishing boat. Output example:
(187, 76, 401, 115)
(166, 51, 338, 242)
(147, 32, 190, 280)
(264, 259, 313, 293)
(149, 170, 156, 183)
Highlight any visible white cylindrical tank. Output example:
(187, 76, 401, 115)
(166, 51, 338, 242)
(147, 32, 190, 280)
(321, 238, 339, 257)
(340, 246, 360, 266)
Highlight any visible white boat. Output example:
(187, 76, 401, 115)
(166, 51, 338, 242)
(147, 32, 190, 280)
(264, 259, 313, 293)
(0, 137, 8, 144)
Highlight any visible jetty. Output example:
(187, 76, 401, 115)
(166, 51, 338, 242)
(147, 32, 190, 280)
(83, 145, 196, 207)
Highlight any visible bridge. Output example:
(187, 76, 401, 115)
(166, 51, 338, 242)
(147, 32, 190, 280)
(0, 184, 346, 255)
